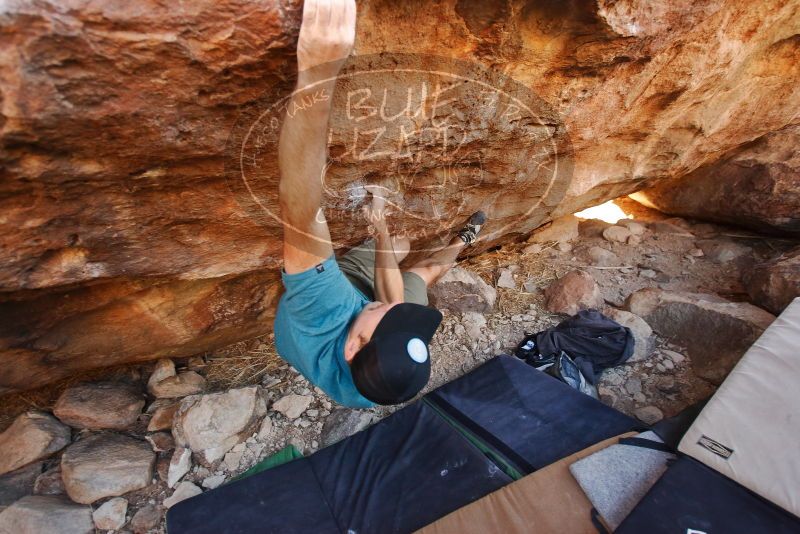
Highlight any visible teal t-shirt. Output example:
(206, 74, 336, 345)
(273, 255, 375, 408)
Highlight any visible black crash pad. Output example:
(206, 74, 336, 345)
(167, 355, 640, 534)
(167, 401, 511, 533)
(617, 456, 800, 533)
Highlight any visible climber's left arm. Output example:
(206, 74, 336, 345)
(278, 0, 356, 275)
(364, 187, 404, 304)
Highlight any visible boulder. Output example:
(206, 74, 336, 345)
(92, 497, 128, 531)
(321, 409, 377, 448)
(743, 246, 800, 314)
(544, 271, 604, 316)
(0, 462, 43, 507)
(578, 219, 612, 238)
(617, 220, 646, 236)
(130, 504, 162, 534)
(586, 246, 620, 267)
(632, 125, 800, 235)
(528, 215, 580, 244)
(146, 400, 180, 432)
(272, 394, 313, 420)
(1, 0, 799, 391)
(0, 496, 93, 534)
(0, 412, 71, 476)
(32, 466, 65, 496)
(173, 386, 266, 465)
(696, 239, 752, 264)
(147, 359, 176, 389)
(602, 226, 632, 243)
(61, 433, 155, 504)
(147, 359, 206, 399)
(428, 268, 497, 313)
(604, 308, 655, 362)
(163, 481, 202, 509)
(53, 382, 144, 430)
(625, 289, 775, 384)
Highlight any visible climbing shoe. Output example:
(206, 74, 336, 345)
(457, 211, 486, 246)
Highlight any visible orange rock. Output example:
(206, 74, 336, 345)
(1, 0, 798, 390)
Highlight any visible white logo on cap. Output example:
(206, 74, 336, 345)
(407, 338, 428, 363)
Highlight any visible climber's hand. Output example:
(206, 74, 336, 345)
(363, 185, 389, 234)
(297, 0, 356, 80)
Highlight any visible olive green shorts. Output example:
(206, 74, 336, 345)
(337, 239, 429, 306)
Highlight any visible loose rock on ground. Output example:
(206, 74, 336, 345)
(92, 497, 128, 531)
(53, 382, 144, 430)
(172, 386, 266, 465)
(0, 412, 71, 476)
(544, 270, 604, 315)
(61, 433, 155, 504)
(0, 495, 93, 534)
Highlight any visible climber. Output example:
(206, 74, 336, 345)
(272, 0, 486, 408)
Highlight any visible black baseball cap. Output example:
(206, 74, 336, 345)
(350, 303, 443, 405)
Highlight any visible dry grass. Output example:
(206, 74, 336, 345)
(202, 333, 283, 390)
(463, 238, 568, 316)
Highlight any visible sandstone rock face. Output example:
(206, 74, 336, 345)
(61, 433, 155, 504)
(625, 288, 776, 383)
(0, 0, 798, 390)
(743, 247, 800, 314)
(0, 412, 71, 476)
(53, 382, 144, 430)
(632, 125, 800, 235)
(544, 270, 604, 315)
(528, 215, 580, 244)
(0, 495, 93, 534)
(428, 268, 497, 313)
(173, 387, 266, 465)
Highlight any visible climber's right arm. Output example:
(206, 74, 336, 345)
(279, 0, 356, 275)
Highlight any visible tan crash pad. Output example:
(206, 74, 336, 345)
(416, 432, 636, 534)
(679, 297, 800, 518)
